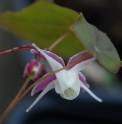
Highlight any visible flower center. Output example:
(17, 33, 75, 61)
(64, 88, 75, 99)
(29, 66, 38, 79)
(68, 88, 73, 95)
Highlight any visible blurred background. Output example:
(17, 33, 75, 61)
(0, 0, 122, 123)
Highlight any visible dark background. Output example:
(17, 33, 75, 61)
(0, 0, 122, 123)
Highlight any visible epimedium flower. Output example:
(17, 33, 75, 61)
(26, 44, 102, 112)
(23, 59, 46, 80)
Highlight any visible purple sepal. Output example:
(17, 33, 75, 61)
(67, 51, 91, 70)
(44, 50, 65, 67)
(31, 74, 57, 96)
(31, 49, 65, 67)
(78, 72, 89, 91)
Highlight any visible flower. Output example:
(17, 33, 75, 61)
(23, 59, 46, 80)
(26, 44, 102, 112)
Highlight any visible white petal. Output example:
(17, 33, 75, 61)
(80, 80, 102, 102)
(55, 70, 76, 93)
(60, 78, 80, 100)
(55, 70, 80, 100)
(26, 81, 55, 112)
(32, 44, 63, 71)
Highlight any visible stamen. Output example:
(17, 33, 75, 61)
(69, 88, 73, 95)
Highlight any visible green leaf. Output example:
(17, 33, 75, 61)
(0, 0, 85, 58)
(72, 14, 121, 73)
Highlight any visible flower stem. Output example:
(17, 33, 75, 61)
(48, 31, 70, 50)
(0, 53, 93, 124)
(0, 46, 36, 56)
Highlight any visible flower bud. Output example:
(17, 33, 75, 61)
(23, 59, 46, 80)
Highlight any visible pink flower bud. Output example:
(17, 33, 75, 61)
(23, 59, 46, 80)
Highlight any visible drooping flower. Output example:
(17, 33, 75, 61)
(26, 44, 102, 112)
(23, 59, 46, 80)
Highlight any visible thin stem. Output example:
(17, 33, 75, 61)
(0, 46, 36, 56)
(48, 31, 70, 50)
(15, 77, 30, 98)
(0, 53, 93, 124)
(0, 77, 30, 124)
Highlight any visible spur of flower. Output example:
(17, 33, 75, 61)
(26, 44, 102, 112)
